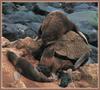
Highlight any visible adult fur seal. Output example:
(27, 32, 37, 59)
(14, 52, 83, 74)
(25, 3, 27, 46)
(38, 11, 88, 45)
(32, 11, 88, 60)
(7, 51, 53, 82)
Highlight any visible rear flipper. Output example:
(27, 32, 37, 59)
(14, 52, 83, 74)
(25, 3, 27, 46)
(58, 70, 71, 88)
(74, 52, 90, 69)
(37, 64, 51, 77)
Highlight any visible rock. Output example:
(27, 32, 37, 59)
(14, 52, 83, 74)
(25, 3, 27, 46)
(2, 36, 98, 88)
(68, 64, 98, 88)
(2, 50, 26, 88)
(79, 64, 98, 87)
(34, 3, 64, 13)
(60, 3, 74, 13)
(2, 23, 28, 41)
(17, 5, 28, 11)
(2, 37, 10, 48)
(25, 22, 41, 37)
(2, 2, 17, 14)
(74, 3, 98, 12)
(67, 11, 98, 45)
(3, 11, 45, 24)
(47, 2, 62, 8)
(11, 37, 41, 50)
(24, 3, 36, 10)
(2, 22, 41, 41)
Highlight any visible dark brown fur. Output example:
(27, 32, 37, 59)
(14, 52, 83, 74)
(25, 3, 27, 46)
(38, 11, 81, 45)
(7, 51, 53, 82)
(39, 48, 74, 75)
(32, 11, 88, 60)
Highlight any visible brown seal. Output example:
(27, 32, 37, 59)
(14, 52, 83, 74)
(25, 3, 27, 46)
(38, 11, 88, 45)
(7, 51, 53, 82)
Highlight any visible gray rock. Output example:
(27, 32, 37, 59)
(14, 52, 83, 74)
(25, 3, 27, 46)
(3, 23, 22, 41)
(3, 22, 41, 41)
(36, 3, 64, 12)
(47, 2, 62, 8)
(74, 3, 98, 12)
(26, 22, 41, 36)
(23, 3, 36, 10)
(3, 23, 28, 41)
(2, 2, 17, 14)
(17, 5, 28, 11)
(67, 11, 98, 44)
(3, 11, 45, 24)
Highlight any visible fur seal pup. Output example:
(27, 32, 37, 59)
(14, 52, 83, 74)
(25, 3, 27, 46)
(7, 51, 53, 82)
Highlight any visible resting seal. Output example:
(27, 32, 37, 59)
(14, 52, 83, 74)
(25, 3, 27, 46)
(7, 51, 53, 82)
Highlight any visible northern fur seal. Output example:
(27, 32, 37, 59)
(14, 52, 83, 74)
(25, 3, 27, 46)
(7, 51, 53, 82)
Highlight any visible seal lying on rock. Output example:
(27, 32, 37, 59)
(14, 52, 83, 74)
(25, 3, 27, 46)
(32, 11, 88, 60)
(7, 51, 53, 82)
(37, 11, 88, 45)
(38, 31, 90, 87)
(39, 31, 90, 73)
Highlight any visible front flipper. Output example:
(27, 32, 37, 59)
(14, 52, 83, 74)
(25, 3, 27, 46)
(39, 47, 55, 77)
(40, 47, 54, 65)
(74, 52, 90, 69)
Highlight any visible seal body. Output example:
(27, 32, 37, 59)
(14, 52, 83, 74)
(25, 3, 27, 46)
(38, 11, 81, 45)
(7, 51, 52, 82)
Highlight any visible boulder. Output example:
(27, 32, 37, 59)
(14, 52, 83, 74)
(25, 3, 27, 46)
(2, 2, 17, 14)
(47, 2, 62, 8)
(2, 37, 98, 88)
(73, 3, 98, 12)
(68, 64, 98, 88)
(3, 11, 44, 24)
(67, 11, 98, 45)
(2, 37, 10, 48)
(34, 3, 64, 13)
(2, 23, 41, 41)
(3, 23, 28, 41)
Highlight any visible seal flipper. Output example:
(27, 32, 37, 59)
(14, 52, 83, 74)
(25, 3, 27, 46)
(74, 52, 90, 69)
(58, 70, 71, 88)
